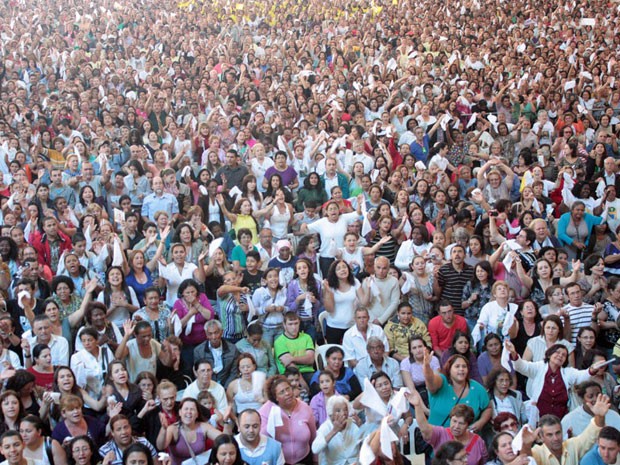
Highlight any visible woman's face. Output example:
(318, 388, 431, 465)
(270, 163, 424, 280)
(335, 261, 349, 280)
(111, 363, 128, 385)
(2, 395, 19, 419)
(449, 358, 469, 383)
(372, 375, 393, 401)
(180, 226, 192, 243)
(536, 260, 551, 278)
(265, 270, 280, 290)
(240, 200, 252, 215)
(55, 283, 71, 302)
(274, 381, 295, 408)
(108, 268, 123, 286)
(45, 303, 60, 322)
(486, 337, 502, 356)
(326, 203, 340, 221)
(549, 348, 568, 367)
(326, 351, 344, 373)
(496, 434, 517, 463)
(71, 439, 93, 465)
(543, 321, 560, 340)
(238, 357, 255, 378)
(172, 245, 186, 264)
(494, 372, 511, 396)
(475, 266, 488, 282)
(136, 377, 153, 397)
(57, 368, 75, 392)
(125, 451, 149, 465)
(454, 337, 469, 354)
(295, 261, 309, 280)
(521, 301, 537, 320)
(215, 444, 237, 465)
(179, 401, 198, 425)
(494, 284, 509, 300)
(578, 330, 596, 350)
(410, 339, 426, 361)
(590, 259, 605, 276)
(36, 348, 52, 367)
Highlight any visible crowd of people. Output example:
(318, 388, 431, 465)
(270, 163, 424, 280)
(0, 0, 620, 463)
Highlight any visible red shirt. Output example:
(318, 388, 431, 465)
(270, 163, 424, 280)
(428, 315, 469, 353)
(538, 367, 569, 419)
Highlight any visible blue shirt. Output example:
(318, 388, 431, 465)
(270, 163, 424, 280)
(410, 134, 430, 164)
(581, 445, 606, 465)
(141, 192, 179, 220)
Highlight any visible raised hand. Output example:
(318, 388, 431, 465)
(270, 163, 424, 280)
(590, 393, 611, 418)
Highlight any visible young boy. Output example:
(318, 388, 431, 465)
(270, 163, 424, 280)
(241, 251, 263, 293)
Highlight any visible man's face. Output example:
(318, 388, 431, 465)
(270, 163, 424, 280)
(541, 424, 564, 454)
(598, 438, 620, 464)
(225, 152, 237, 166)
(374, 258, 389, 279)
(238, 411, 261, 445)
(439, 306, 454, 325)
(34, 320, 51, 343)
(112, 419, 132, 447)
(534, 222, 548, 240)
(1, 436, 24, 465)
(206, 326, 223, 348)
(136, 327, 152, 347)
(152, 177, 163, 194)
(194, 363, 213, 387)
(355, 311, 369, 331)
(367, 342, 384, 363)
(516, 230, 529, 248)
(567, 286, 583, 306)
(283, 318, 300, 337)
(451, 246, 464, 264)
(51, 170, 62, 185)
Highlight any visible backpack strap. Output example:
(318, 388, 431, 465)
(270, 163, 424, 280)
(44, 437, 55, 465)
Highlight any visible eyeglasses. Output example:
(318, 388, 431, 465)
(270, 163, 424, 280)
(72, 447, 90, 454)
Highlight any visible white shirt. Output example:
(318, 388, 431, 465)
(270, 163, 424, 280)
(71, 347, 114, 399)
(182, 380, 228, 412)
(312, 420, 363, 465)
(342, 324, 388, 363)
(24, 332, 69, 366)
(394, 240, 432, 271)
(0, 349, 22, 374)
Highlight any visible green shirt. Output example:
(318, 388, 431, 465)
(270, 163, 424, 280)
(273, 332, 315, 374)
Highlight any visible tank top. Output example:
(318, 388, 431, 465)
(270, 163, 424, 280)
(339, 247, 364, 276)
(170, 426, 208, 465)
(269, 205, 291, 239)
(233, 379, 263, 412)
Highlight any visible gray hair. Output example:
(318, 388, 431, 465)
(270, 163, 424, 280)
(326, 395, 349, 417)
(204, 319, 223, 332)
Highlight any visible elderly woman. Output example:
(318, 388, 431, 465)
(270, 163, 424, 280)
(557, 200, 603, 260)
(505, 340, 601, 418)
(259, 375, 316, 465)
(411, 390, 488, 465)
(311, 395, 362, 465)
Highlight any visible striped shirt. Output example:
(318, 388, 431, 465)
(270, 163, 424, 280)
(437, 263, 474, 315)
(564, 303, 595, 343)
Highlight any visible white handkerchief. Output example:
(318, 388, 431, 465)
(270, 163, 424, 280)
(112, 238, 124, 267)
(17, 290, 30, 309)
(252, 370, 266, 398)
(266, 405, 283, 438)
(361, 203, 372, 237)
(467, 112, 478, 128)
(247, 295, 257, 322)
(380, 417, 399, 460)
(199, 185, 208, 196)
(327, 238, 339, 257)
(185, 315, 196, 336)
(501, 344, 512, 371)
(580, 70, 593, 80)
(114, 208, 125, 225)
(401, 272, 414, 294)
(170, 313, 182, 336)
(512, 424, 534, 454)
(471, 324, 482, 347)
(564, 80, 576, 91)
(209, 238, 224, 257)
(388, 388, 411, 418)
(361, 379, 388, 416)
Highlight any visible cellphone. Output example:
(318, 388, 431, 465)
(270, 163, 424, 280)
(489, 210, 499, 217)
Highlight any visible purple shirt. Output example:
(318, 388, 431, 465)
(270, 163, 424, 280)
(265, 166, 298, 188)
(429, 426, 487, 465)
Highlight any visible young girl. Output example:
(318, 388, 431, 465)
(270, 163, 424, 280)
(197, 391, 224, 430)
(217, 271, 249, 343)
(336, 232, 390, 276)
(309, 371, 338, 427)
(251, 268, 287, 345)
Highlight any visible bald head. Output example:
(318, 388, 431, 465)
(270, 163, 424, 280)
(374, 256, 390, 279)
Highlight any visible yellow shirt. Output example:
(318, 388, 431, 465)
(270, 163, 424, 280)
(532, 418, 601, 465)
(234, 214, 259, 244)
(384, 318, 431, 358)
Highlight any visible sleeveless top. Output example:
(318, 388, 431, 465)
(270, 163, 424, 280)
(233, 379, 263, 412)
(170, 426, 208, 465)
(269, 205, 291, 239)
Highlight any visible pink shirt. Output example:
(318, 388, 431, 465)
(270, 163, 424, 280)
(259, 400, 316, 464)
(430, 426, 487, 465)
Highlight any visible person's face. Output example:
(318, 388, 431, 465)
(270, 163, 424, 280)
(125, 451, 149, 465)
(159, 387, 177, 413)
(18, 421, 39, 446)
(495, 434, 517, 462)
(372, 375, 392, 400)
(578, 330, 596, 350)
(43, 219, 58, 237)
(259, 231, 273, 247)
(80, 334, 98, 353)
(278, 246, 291, 260)
(449, 358, 469, 383)
(111, 363, 129, 385)
(397, 306, 413, 326)
(449, 415, 469, 438)
(572, 204, 585, 221)
(111, 419, 132, 447)
(494, 284, 509, 300)
(274, 381, 295, 407)
(451, 247, 464, 264)
(486, 337, 501, 356)
(238, 357, 255, 378)
(475, 266, 488, 282)
(1, 435, 24, 465)
(549, 348, 568, 368)
(194, 363, 213, 387)
(375, 258, 389, 279)
(567, 286, 583, 306)
(172, 245, 186, 263)
(206, 326, 223, 348)
(439, 305, 454, 324)
(319, 374, 335, 394)
(355, 311, 369, 331)
(71, 439, 92, 465)
(598, 438, 620, 465)
(34, 320, 51, 343)
(1, 394, 19, 420)
(541, 424, 564, 454)
(283, 318, 300, 337)
(326, 351, 344, 372)
(334, 261, 350, 280)
(239, 411, 261, 445)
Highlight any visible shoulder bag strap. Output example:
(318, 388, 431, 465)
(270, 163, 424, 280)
(44, 437, 55, 465)
(178, 424, 198, 465)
